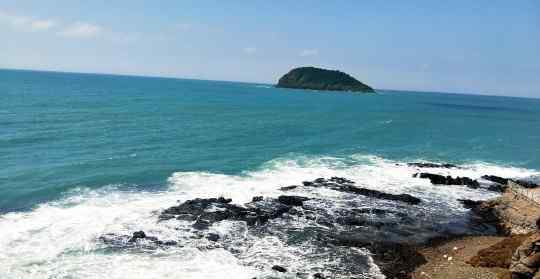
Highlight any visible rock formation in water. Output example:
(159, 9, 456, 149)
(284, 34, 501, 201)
(276, 67, 375, 93)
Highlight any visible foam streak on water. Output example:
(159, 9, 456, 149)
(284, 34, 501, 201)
(0, 155, 538, 279)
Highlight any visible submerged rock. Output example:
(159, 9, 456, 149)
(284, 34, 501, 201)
(408, 162, 459, 169)
(99, 231, 178, 250)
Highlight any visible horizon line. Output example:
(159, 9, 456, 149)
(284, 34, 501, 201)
(1, 66, 537, 100)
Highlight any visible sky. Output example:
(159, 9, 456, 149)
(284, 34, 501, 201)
(0, 1, 539, 97)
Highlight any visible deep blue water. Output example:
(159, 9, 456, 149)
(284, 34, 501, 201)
(1, 69, 540, 213)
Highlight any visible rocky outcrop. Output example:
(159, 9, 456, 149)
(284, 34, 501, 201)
(159, 197, 293, 228)
(510, 232, 540, 278)
(99, 231, 179, 250)
(414, 173, 480, 189)
(276, 67, 375, 93)
(482, 175, 510, 185)
(99, 174, 519, 278)
(300, 177, 422, 205)
(407, 162, 459, 169)
(467, 234, 532, 268)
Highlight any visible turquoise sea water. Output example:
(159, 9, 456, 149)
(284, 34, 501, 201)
(1, 69, 540, 213)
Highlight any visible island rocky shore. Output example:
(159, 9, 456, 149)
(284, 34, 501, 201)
(98, 163, 539, 279)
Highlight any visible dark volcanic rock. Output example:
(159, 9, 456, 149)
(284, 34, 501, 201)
(160, 197, 293, 229)
(272, 265, 287, 273)
(280, 185, 298, 191)
(482, 175, 510, 185)
(408, 162, 459, 169)
(337, 185, 422, 205)
(252, 196, 264, 202)
(330, 232, 426, 278)
(514, 179, 540, 189)
(206, 233, 220, 242)
(414, 173, 480, 189)
(458, 199, 484, 209)
(276, 67, 375, 93)
(300, 177, 422, 205)
(129, 231, 147, 242)
(278, 195, 309, 206)
(99, 232, 178, 250)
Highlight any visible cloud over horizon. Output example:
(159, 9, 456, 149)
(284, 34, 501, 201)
(58, 22, 102, 39)
(0, 10, 55, 32)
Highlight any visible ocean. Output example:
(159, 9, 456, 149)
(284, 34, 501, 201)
(1, 69, 539, 278)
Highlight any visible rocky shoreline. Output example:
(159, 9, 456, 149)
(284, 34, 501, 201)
(97, 163, 539, 278)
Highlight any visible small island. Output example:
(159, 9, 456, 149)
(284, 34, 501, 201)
(276, 66, 375, 93)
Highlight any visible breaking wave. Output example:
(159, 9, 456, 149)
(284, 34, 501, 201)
(0, 154, 537, 279)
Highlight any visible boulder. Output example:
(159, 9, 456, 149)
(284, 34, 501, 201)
(279, 185, 298, 191)
(510, 233, 540, 278)
(278, 195, 309, 206)
(272, 265, 287, 273)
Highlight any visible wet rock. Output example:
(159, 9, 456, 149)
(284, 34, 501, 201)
(314, 178, 326, 183)
(206, 233, 220, 242)
(514, 179, 540, 189)
(99, 232, 178, 249)
(313, 273, 326, 279)
(278, 195, 309, 206)
(160, 197, 292, 229)
(415, 173, 480, 189)
(338, 185, 421, 205)
(252, 196, 264, 202)
(301, 177, 421, 205)
(217, 197, 233, 204)
(458, 199, 484, 209)
(482, 175, 510, 185)
(280, 185, 298, 191)
(330, 233, 426, 278)
(408, 162, 459, 168)
(329, 176, 355, 184)
(272, 265, 287, 272)
(193, 219, 211, 230)
(129, 231, 147, 242)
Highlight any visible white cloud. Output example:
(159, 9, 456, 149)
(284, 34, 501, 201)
(30, 19, 55, 31)
(243, 47, 257, 55)
(0, 10, 55, 32)
(59, 22, 102, 38)
(299, 49, 319, 57)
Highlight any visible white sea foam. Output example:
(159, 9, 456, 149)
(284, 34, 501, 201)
(0, 155, 537, 279)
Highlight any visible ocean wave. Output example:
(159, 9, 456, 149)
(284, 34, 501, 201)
(0, 154, 537, 278)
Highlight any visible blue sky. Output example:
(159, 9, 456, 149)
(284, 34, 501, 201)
(1, 1, 539, 97)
